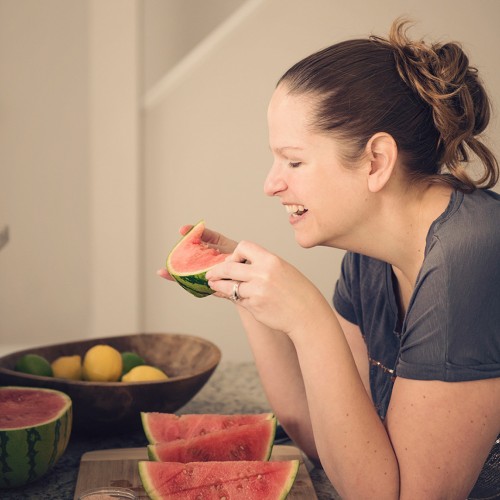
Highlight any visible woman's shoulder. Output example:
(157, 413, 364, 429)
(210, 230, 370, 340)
(428, 188, 500, 259)
(460, 188, 500, 219)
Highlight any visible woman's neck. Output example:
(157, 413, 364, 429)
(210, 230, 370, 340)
(354, 182, 453, 287)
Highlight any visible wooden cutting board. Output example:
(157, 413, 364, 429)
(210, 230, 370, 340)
(74, 445, 318, 499)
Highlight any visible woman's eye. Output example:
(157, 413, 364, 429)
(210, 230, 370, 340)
(289, 162, 302, 168)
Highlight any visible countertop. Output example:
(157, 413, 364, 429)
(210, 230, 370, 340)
(1, 361, 341, 500)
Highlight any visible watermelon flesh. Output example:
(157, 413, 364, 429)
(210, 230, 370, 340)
(166, 220, 229, 298)
(169, 236, 226, 272)
(138, 460, 299, 500)
(0, 386, 72, 489)
(141, 412, 275, 444)
(148, 420, 276, 463)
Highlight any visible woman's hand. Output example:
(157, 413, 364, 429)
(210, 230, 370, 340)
(205, 240, 331, 335)
(157, 224, 238, 281)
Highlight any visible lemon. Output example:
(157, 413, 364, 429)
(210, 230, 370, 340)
(15, 354, 53, 377)
(51, 354, 82, 380)
(82, 344, 123, 382)
(121, 365, 168, 382)
(121, 351, 146, 376)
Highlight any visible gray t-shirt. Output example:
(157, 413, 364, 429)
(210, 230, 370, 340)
(333, 188, 500, 498)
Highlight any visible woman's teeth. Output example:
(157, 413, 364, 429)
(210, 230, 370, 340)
(285, 204, 308, 216)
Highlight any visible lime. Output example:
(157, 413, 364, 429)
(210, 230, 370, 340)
(82, 344, 122, 382)
(51, 354, 82, 380)
(121, 365, 168, 382)
(121, 351, 146, 376)
(15, 354, 53, 377)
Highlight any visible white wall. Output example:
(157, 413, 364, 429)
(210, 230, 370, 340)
(87, 0, 141, 339)
(0, 0, 142, 353)
(142, 0, 500, 362)
(142, 0, 247, 93)
(0, 0, 91, 351)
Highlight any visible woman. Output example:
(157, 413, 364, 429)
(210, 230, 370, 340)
(161, 20, 500, 499)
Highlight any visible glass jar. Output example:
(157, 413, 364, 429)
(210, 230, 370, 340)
(78, 486, 137, 500)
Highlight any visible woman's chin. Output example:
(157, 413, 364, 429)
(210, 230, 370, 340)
(294, 233, 318, 249)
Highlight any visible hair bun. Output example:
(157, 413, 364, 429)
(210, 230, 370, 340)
(384, 21, 490, 140)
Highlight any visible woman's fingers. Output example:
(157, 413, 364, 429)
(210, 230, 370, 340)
(204, 229, 238, 254)
(180, 224, 237, 254)
(206, 241, 270, 300)
(157, 268, 174, 281)
(179, 224, 193, 235)
(225, 240, 264, 264)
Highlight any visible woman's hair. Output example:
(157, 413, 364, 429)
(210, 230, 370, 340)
(278, 19, 499, 191)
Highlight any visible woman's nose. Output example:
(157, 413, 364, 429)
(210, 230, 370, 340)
(263, 164, 286, 197)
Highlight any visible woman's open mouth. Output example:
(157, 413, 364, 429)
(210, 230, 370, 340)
(285, 204, 308, 217)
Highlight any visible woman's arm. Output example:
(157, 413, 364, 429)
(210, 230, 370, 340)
(236, 307, 374, 467)
(287, 304, 401, 498)
(239, 308, 373, 462)
(334, 311, 372, 401)
(237, 307, 319, 461)
(386, 376, 500, 498)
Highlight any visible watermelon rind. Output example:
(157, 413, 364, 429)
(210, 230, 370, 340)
(141, 412, 276, 445)
(279, 459, 300, 500)
(166, 220, 227, 298)
(146, 419, 277, 463)
(172, 271, 213, 298)
(138, 459, 300, 500)
(0, 386, 72, 489)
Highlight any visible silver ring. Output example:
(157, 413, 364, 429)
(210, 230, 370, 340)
(230, 281, 241, 302)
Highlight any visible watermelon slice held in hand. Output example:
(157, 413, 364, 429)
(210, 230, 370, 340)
(138, 459, 299, 500)
(141, 412, 276, 444)
(166, 220, 229, 298)
(148, 419, 276, 463)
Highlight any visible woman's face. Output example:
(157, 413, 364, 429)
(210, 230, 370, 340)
(265, 84, 370, 249)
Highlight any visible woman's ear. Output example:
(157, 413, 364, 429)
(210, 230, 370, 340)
(365, 132, 398, 193)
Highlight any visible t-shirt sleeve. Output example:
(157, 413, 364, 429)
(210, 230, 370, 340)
(397, 236, 500, 382)
(333, 252, 359, 325)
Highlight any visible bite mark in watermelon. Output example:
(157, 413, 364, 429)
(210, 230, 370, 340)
(148, 419, 276, 463)
(141, 412, 275, 444)
(138, 459, 299, 500)
(0, 386, 72, 489)
(166, 220, 229, 298)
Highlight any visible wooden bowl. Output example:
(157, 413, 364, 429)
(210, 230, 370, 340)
(0, 333, 221, 435)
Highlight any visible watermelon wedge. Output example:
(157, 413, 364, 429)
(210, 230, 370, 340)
(148, 420, 276, 462)
(166, 220, 229, 298)
(141, 412, 275, 444)
(138, 460, 299, 500)
(0, 386, 72, 489)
